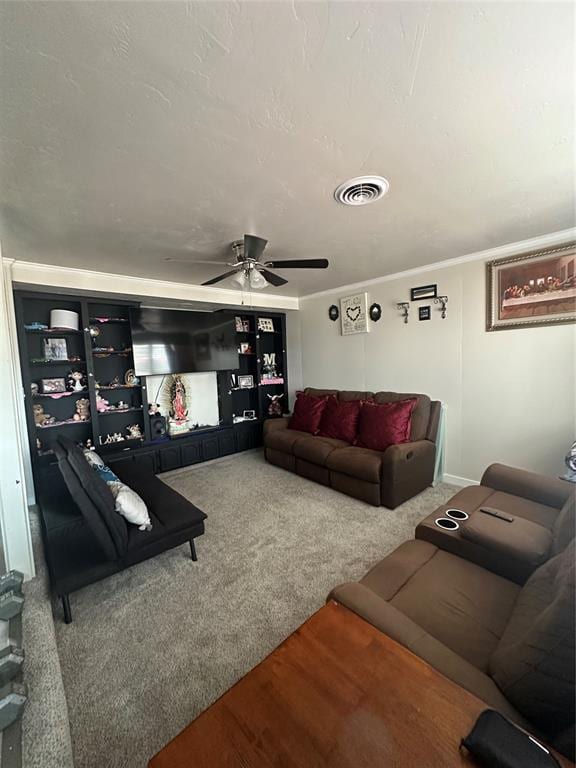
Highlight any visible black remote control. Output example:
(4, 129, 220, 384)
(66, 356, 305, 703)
(480, 507, 514, 523)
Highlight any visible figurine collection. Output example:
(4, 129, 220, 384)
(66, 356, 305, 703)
(101, 423, 142, 445)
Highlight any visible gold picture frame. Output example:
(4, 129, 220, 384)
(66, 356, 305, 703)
(486, 243, 576, 331)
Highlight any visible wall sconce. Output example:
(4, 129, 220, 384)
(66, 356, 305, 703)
(434, 296, 448, 319)
(396, 302, 409, 324)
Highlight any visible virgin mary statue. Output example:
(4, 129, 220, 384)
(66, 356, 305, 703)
(169, 375, 188, 422)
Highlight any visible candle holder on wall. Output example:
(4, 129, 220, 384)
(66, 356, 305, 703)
(434, 296, 448, 319)
(396, 302, 409, 324)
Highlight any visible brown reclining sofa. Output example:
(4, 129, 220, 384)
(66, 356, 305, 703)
(330, 465, 575, 760)
(264, 388, 441, 508)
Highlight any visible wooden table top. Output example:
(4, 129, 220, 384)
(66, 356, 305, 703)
(150, 601, 574, 768)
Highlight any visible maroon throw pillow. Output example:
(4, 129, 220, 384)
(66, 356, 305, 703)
(318, 397, 362, 443)
(355, 398, 417, 452)
(288, 393, 329, 434)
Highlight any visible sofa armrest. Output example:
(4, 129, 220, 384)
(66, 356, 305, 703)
(481, 463, 571, 510)
(461, 510, 552, 567)
(328, 583, 526, 724)
(382, 440, 435, 467)
(263, 417, 290, 437)
(380, 440, 436, 508)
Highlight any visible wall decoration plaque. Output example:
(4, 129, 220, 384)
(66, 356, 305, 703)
(340, 293, 369, 335)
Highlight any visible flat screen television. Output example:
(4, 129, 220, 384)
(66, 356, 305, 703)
(130, 308, 238, 376)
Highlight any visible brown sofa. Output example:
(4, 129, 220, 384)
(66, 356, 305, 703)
(329, 465, 576, 760)
(264, 388, 441, 508)
(416, 463, 575, 583)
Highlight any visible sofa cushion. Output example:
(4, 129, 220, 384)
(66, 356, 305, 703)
(304, 388, 338, 399)
(489, 541, 575, 738)
(265, 427, 310, 455)
(289, 392, 329, 434)
(318, 397, 362, 443)
(338, 390, 374, 402)
(551, 492, 575, 555)
(330, 580, 527, 727)
(304, 388, 374, 402)
(373, 391, 431, 441)
(293, 436, 349, 466)
(355, 399, 416, 452)
(382, 546, 520, 671)
(326, 445, 384, 483)
(361, 539, 438, 600)
(461, 511, 552, 567)
(116, 462, 206, 533)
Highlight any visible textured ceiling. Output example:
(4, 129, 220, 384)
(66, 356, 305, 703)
(0, 1, 574, 297)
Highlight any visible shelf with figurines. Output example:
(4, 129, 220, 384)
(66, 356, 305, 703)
(89, 317, 129, 325)
(30, 357, 85, 366)
(95, 370, 142, 392)
(99, 423, 144, 446)
(96, 384, 142, 392)
(96, 388, 143, 414)
(25, 326, 83, 336)
(30, 369, 88, 399)
(92, 348, 133, 358)
(98, 407, 143, 417)
(33, 393, 91, 430)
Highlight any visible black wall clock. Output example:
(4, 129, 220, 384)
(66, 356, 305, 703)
(328, 304, 339, 321)
(369, 303, 382, 322)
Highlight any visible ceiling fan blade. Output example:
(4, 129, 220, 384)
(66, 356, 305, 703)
(201, 269, 240, 286)
(259, 268, 288, 287)
(264, 259, 329, 269)
(244, 234, 268, 262)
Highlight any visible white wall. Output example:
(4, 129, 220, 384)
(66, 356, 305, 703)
(285, 310, 304, 407)
(299, 258, 575, 482)
(0, 257, 35, 577)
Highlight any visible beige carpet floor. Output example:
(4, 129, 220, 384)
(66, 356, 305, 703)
(54, 450, 457, 768)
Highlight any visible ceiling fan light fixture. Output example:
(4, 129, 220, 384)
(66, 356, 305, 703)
(230, 270, 248, 289)
(334, 175, 389, 206)
(248, 269, 269, 289)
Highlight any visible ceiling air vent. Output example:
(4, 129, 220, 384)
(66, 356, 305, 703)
(334, 175, 389, 206)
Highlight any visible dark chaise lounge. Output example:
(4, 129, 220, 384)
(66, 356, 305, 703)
(48, 436, 206, 622)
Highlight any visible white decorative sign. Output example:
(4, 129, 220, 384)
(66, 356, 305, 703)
(340, 293, 369, 335)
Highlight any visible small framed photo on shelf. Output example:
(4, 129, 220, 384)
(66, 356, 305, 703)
(242, 410, 256, 420)
(43, 337, 68, 360)
(238, 375, 254, 389)
(257, 317, 275, 332)
(235, 316, 250, 333)
(40, 377, 67, 394)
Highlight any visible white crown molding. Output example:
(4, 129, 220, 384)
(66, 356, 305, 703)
(8, 260, 300, 311)
(300, 227, 576, 301)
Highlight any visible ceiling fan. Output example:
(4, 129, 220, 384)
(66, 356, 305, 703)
(200, 235, 329, 289)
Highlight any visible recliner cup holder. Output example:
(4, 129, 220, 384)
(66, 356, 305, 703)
(435, 517, 459, 531)
(445, 509, 469, 521)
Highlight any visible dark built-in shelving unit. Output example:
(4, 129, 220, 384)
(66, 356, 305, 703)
(14, 292, 288, 498)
